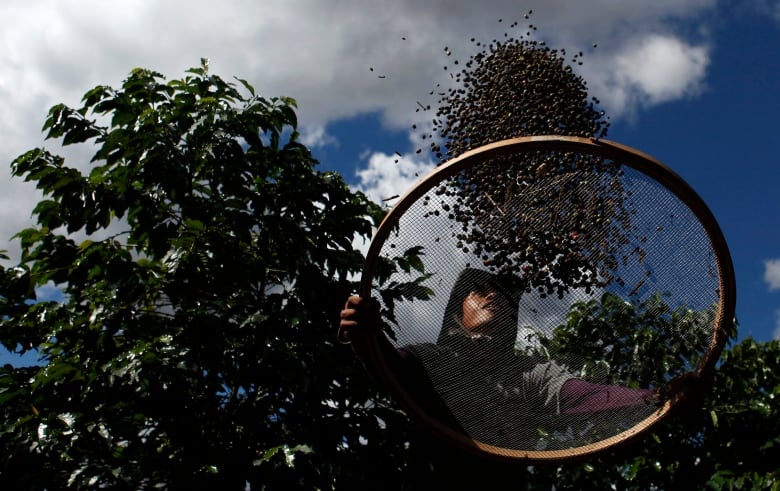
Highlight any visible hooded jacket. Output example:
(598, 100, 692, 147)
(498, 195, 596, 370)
(402, 268, 550, 449)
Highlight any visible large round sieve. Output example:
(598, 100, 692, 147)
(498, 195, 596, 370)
(354, 136, 736, 462)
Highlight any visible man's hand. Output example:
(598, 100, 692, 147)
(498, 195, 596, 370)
(338, 296, 381, 343)
(657, 371, 710, 405)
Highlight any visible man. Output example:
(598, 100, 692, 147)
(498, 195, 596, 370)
(340, 268, 658, 487)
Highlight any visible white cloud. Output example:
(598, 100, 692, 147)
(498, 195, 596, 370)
(0, 0, 720, 262)
(774, 309, 780, 340)
(582, 34, 710, 119)
(617, 35, 709, 104)
(355, 152, 435, 205)
(750, 0, 780, 24)
(764, 259, 780, 291)
(299, 125, 337, 150)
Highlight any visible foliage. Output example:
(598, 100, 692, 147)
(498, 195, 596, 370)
(510, 291, 720, 449)
(0, 62, 419, 489)
(0, 37, 775, 491)
(540, 292, 717, 388)
(529, 336, 780, 490)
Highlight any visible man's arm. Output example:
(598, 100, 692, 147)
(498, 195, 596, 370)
(560, 378, 655, 414)
(339, 295, 408, 373)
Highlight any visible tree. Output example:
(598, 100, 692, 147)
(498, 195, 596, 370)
(529, 332, 780, 490)
(538, 292, 716, 388)
(0, 61, 417, 489)
(2, 34, 776, 491)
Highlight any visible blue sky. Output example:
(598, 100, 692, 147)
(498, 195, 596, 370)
(2, 1, 780, 366)
(310, 7, 780, 343)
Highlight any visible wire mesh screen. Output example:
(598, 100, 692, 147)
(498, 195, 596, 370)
(360, 137, 734, 460)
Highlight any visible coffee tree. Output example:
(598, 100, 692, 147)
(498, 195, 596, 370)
(0, 62, 419, 490)
(529, 336, 780, 490)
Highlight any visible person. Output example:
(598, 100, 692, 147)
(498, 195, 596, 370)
(341, 268, 662, 487)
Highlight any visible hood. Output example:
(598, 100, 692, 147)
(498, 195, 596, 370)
(437, 267, 522, 354)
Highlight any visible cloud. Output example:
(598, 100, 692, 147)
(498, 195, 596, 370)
(764, 259, 780, 291)
(773, 309, 780, 340)
(35, 281, 68, 303)
(0, 0, 720, 261)
(582, 34, 710, 119)
(764, 261, 780, 339)
(750, 0, 780, 24)
(348, 148, 435, 269)
(299, 125, 338, 150)
(354, 152, 435, 204)
(618, 35, 709, 103)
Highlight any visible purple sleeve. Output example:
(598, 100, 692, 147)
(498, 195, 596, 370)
(397, 347, 414, 360)
(560, 378, 655, 415)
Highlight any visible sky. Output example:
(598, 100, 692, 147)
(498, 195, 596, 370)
(1, 0, 780, 367)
